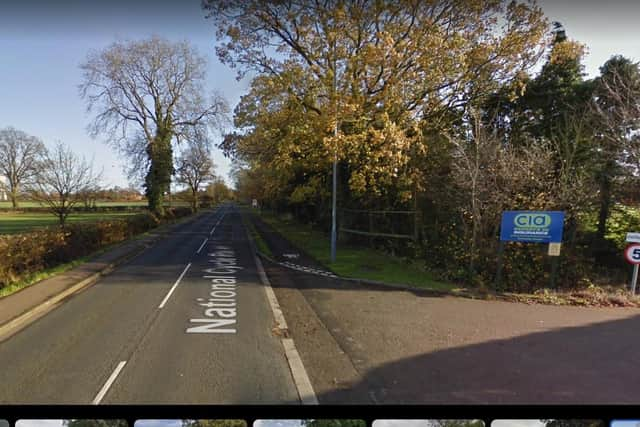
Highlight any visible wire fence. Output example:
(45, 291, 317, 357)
(339, 208, 419, 242)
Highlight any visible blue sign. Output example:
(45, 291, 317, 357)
(500, 211, 565, 243)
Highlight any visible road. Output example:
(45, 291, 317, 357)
(4, 204, 640, 404)
(0, 205, 299, 404)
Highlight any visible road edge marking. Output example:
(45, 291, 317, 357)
(158, 263, 192, 309)
(245, 214, 318, 405)
(92, 360, 127, 404)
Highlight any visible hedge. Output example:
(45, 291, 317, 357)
(0, 207, 193, 289)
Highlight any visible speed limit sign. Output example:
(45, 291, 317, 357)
(625, 244, 640, 264)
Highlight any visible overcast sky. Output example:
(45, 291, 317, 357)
(1, 0, 639, 189)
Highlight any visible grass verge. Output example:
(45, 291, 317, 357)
(242, 211, 273, 257)
(254, 210, 640, 307)
(257, 210, 458, 292)
(0, 256, 90, 299)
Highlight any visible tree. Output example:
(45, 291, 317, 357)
(206, 0, 548, 200)
(175, 136, 215, 211)
(204, 175, 233, 205)
(28, 142, 102, 227)
(79, 36, 229, 215)
(0, 127, 46, 208)
(590, 55, 640, 240)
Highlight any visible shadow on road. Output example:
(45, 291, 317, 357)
(248, 214, 640, 404)
(312, 312, 640, 404)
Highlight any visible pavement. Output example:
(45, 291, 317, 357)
(0, 205, 299, 404)
(249, 212, 640, 404)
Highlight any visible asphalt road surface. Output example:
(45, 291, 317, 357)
(0, 205, 298, 404)
(5, 204, 640, 404)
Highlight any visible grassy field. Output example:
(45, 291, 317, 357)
(0, 201, 149, 208)
(258, 210, 458, 292)
(0, 212, 139, 234)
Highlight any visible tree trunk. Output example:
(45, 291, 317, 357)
(596, 169, 613, 241)
(192, 189, 198, 212)
(145, 125, 174, 217)
(10, 187, 19, 209)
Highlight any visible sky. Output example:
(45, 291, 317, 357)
(135, 421, 183, 427)
(254, 421, 304, 427)
(15, 421, 64, 427)
(1, 0, 639, 189)
(491, 421, 546, 427)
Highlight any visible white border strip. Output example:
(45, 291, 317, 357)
(196, 238, 208, 254)
(92, 360, 127, 404)
(158, 263, 191, 309)
(252, 240, 318, 404)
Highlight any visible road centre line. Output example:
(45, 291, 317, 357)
(158, 263, 192, 309)
(92, 360, 127, 404)
(209, 213, 225, 235)
(196, 238, 208, 254)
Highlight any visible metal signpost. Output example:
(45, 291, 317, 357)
(624, 243, 640, 294)
(496, 211, 565, 289)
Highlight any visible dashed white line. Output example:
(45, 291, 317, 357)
(92, 360, 127, 404)
(158, 263, 192, 309)
(196, 238, 208, 254)
(209, 212, 225, 235)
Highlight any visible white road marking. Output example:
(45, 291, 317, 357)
(196, 238, 208, 254)
(251, 242, 318, 404)
(92, 360, 127, 404)
(158, 263, 192, 309)
(210, 214, 225, 235)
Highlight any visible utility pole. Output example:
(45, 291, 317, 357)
(330, 39, 338, 263)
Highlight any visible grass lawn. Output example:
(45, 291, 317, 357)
(0, 212, 139, 234)
(258, 210, 459, 292)
(0, 200, 150, 209)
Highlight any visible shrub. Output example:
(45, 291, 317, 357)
(0, 209, 192, 290)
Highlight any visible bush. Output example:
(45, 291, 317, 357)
(0, 209, 192, 290)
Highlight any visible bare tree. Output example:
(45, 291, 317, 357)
(28, 142, 102, 227)
(175, 137, 215, 211)
(0, 127, 46, 208)
(79, 36, 229, 215)
(78, 183, 101, 210)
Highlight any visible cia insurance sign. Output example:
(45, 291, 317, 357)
(625, 244, 640, 264)
(500, 211, 565, 243)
